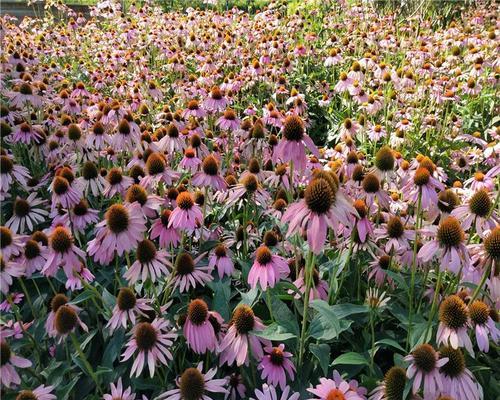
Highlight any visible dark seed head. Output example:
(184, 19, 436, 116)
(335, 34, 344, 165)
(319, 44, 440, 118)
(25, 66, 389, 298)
(73, 200, 88, 216)
(14, 198, 30, 217)
(16, 390, 37, 400)
(176, 192, 194, 210)
(484, 226, 500, 261)
(135, 322, 157, 351)
(179, 367, 205, 400)
(136, 239, 157, 264)
(468, 300, 489, 326)
(187, 299, 208, 325)
(263, 231, 279, 247)
(438, 189, 459, 213)
(383, 366, 406, 400)
(105, 204, 129, 234)
(248, 158, 260, 174)
(202, 155, 219, 176)
(175, 252, 194, 275)
(414, 167, 430, 186)
(232, 305, 255, 335)
(375, 146, 395, 171)
(362, 173, 380, 193)
(412, 344, 437, 373)
(256, 245, 273, 265)
(107, 168, 123, 185)
(67, 123, 81, 141)
(50, 227, 73, 253)
(387, 216, 404, 238)
(129, 165, 145, 183)
(282, 115, 304, 141)
(468, 189, 491, 217)
(52, 176, 69, 195)
(439, 346, 465, 378)
(146, 153, 166, 175)
(241, 174, 258, 192)
(54, 305, 78, 334)
(437, 217, 464, 248)
(305, 178, 334, 214)
(1, 341, 11, 365)
(51, 293, 68, 313)
(31, 231, 48, 246)
(126, 184, 148, 206)
(269, 347, 284, 366)
(117, 288, 137, 311)
(439, 295, 468, 329)
(81, 161, 98, 180)
(24, 239, 40, 259)
(0, 156, 14, 174)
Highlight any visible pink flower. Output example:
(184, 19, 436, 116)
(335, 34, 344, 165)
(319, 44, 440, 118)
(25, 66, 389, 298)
(283, 177, 354, 254)
(184, 299, 221, 354)
(150, 210, 181, 248)
(192, 155, 227, 191)
(106, 288, 153, 333)
(121, 318, 177, 378)
(248, 245, 289, 290)
(404, 344, 449, 398)
(251, 384, 300, 400)
(258, 344, 296, 390)
(158, 363, 228, 400)
(14, 384, 56, 400)
(273, 115, 319, 171)
(0, 340, 31, 387)
(437, 295, 474, 355)
(45, 294, 88, 338)
(219, 305, 270, 366)
(103, 378, 136, 400)
(124, 239, 171, 284)
(49, 175, 82, 210)
(291, 266, 329, 300)
(171, 252, 213, 293)
(168, 191, 203, 231)
(308, 375, 365, 400)
(88, 203, 146, 265)
(468, 299, 499, 352)
(208, 243, 235, 278)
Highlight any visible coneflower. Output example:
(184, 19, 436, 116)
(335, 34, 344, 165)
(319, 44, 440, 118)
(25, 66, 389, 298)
(437, 295, 473, 354)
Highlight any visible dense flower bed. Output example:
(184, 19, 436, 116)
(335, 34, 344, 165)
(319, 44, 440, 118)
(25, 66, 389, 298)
(0, 1, 498, 399)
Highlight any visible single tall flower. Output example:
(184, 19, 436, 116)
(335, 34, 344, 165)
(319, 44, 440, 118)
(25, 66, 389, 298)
(248, 245, 289, 290)
(150, 209, 181, 248)
(451, 189, 498, 236)
(14, 385, 56, 400)
(219, 305, 269, 366)
(121, 318, 177, 377)
(184, 299, 219, 354)
(369, 366, 407, 400)
(157, 363, 228, 400)
(171, 252, 213, 293)
(192, 155, 227, 191)
(208, 243, 235, 278)
(404, 343, 449, 398)
(88, 203, 146, 265)
(258, 344, 296, 390)
(283, 176, 354, 254)
(468, 299, 499, 352)
(0, 340, 32, 388)
(273, 115, 319, 171)
(124, 239, 170, 284)
(251, 384, 300, 400)
(437, 295, 473, 354)
(106, 288, 153, 332)
(103, 378, 136, 400)
(5, 194, 48, 234)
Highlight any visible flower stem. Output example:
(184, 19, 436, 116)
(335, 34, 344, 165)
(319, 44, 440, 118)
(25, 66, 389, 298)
(424, 264, 442, 342)
(70, 332, 102, 394)
(298, 251, 315, 366)
(470, 262, 492, 303)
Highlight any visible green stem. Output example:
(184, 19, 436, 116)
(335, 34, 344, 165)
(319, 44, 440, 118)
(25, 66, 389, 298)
(424, 264, 442, 342)
(470, 262, 492, 303)
(298, 251, 315, 366)
(70, 333, 102, 394)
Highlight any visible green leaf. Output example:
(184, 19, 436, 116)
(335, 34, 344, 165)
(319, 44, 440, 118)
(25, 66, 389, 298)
(212, 279, 231, 320)
(331, 303, 368, 319)
(270, 295, 300, 337)
(253, 323, 296, 341)
(69, 290, 94, 305)
(332, 352, 369, 366)
(310, 343, 330, 375)
(375, 338, 406, 353)
(239, 288, 259, 306)
(309, 300, 353, 341)
(102, 329, 125, 368)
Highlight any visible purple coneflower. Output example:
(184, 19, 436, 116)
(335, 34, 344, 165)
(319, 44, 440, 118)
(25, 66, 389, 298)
(45, 294, 88, 338)
(203, 86, 229, 113)
(217, 108, 240, 131)
(308, 373, 366, 400)
(438, 346, 482, 400)
(419, 216, 470, 274)
(226, 373, 246, 400)
(103, 167, 134, 198)
(0, 340, 31, 388)
(157, 363, 228, 400)
(0, 226, 25, 260)
(150, 209, 181, 248)
(103, 378, 136, 400)
(437, 295, 474, 354)
(184, 298, 219, 354)
(283, 175, 354, 254)
(192, 155, 227, 191)
(88, 203, 146, 265)
(171, 252, 213, 293)
(451, 188, 498, 237)
(248, 245, 289, 290)
(374, 215, 415, 254)
(121, 318, 176, 377)
(14, 385, 56, 400)
(49, 174, 82, 210)
(219, 305, 269, 366)
(468, 299, 499, 352)
(0, 256, 24, 295)
(403, 167, 444, 211)
(369, 366, 407, 400)
(124, 239, 170, 284)
(258, 344, 296, 390)
(6, 194, 48, 234)
(168, 191, 203, 231)
(125, 184, 162, 218)
(273, 115, 319, 171)
(225, 174, 270, 209)
(77, 161, 107, 196)
(71, 200, 99, 233)
(251, 384, 300, 400)
(291, 266, 329, 300)
(0, 154, 31, 193)
(404, 343, 449, 397)
(107, 288, 153, 333)
(208, 243, 235, 278)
